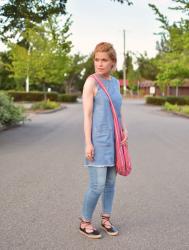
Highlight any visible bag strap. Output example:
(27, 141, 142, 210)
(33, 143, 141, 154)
(90, 74, 123, 140)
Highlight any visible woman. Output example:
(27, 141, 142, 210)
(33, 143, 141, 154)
(80, 42, 128, 239)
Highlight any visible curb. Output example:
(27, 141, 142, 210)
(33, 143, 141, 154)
(31, 105, 67, 114)
(0, 105, 67, 132)
(0, 122, 23, 132)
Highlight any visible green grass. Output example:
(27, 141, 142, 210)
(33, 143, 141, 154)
(31, 99, 60, 110)
(163, 102, 189, 116)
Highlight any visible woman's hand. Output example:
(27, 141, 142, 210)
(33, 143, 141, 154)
(85, 143, 94, 161)
(121, 128, 128, 146)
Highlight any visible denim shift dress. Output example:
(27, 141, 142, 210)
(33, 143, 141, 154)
(84, 75, 122, 167)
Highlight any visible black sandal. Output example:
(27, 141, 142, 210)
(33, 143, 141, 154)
(79, 217, 102, 239)
(101, 215, 119, 236)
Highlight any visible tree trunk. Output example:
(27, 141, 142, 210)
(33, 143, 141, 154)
(176, 85, 179, 97)
(43, 83, 47, 101)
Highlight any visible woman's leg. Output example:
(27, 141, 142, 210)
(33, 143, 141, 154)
(81, 167, 107, 221)
(101, 166, 117, 215)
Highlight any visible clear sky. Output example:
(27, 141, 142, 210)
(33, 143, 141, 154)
(66, 0, 183, 69)
(0, 0, 184, 69)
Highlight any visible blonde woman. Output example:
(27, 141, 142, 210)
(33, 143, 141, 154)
(80, 42, 127, 239)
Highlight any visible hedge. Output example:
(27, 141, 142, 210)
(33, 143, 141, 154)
(145, 96, 189, 106)
(6, 91, 79, 103)
(7, 91, 58, 102)
(58, 94, 78, 103)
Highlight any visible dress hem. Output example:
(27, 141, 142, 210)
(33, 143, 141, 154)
(84, 164, 115, 168)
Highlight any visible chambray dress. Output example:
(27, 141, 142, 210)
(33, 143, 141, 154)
(84, 75, 122, 167)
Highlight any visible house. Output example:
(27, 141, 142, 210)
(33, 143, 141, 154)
(139, 79, 189, 96)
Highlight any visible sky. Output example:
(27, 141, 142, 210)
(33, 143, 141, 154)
(66, 0, 184, 69)
(0, 0, 184, 70)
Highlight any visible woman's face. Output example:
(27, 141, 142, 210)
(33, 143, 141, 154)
(94, 52, 115, 76)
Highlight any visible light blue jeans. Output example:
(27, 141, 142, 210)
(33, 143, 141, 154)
(81, 166, 117, 221)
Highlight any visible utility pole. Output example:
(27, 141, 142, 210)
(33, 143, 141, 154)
(123, 29, 127, 97)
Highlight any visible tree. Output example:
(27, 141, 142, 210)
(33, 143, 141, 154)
(112, 0, 133, 4)
(0, 0, 67, 42)
(7, 15, 72, 95)
(0, 51, 17, 89)
(170, 0, 189, 13)
(149, 2, 189, 96)
(136, 52, 159, 81)
(64, 53, 86, 93)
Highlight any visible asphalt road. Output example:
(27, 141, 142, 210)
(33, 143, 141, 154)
(0, 99, 189, 250)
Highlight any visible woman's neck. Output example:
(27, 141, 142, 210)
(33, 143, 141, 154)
(96, 73, 111, 80)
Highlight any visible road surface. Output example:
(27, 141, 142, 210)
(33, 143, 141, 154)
(0, 99, 189, 250)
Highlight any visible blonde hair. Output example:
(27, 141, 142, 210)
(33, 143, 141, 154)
(92, 42, 117, 64)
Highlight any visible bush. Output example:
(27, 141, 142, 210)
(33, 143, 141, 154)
(145, 96, 166, 105)
(0, 92, 26, 128)
(181, 106, 189, 115)
(31, 99, 60, 110)
(163, 102, 189, 116)
(166, 96, 189, 105)
(145, 96, 189, 106)
(163, 102, 180, 112)
(7, 91, 58, 102)
(58, 94, 78, 103)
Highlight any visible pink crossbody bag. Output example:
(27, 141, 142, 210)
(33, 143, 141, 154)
(91, 74, 132, 176)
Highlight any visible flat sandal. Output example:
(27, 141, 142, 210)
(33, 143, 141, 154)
(79, 217, 102, 239)
(101, 215, 119, 236)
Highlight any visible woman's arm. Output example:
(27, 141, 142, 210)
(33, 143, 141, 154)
(82, 77, 95, 160)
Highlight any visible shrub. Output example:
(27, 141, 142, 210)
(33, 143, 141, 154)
(0, 92, 26, 128)
(145, 96, 189, 106)
(58, 94, 78, 103)
(166, 96, 189, 105)
(7, 91, 58, 102)
(163, 102, 180, 112)
(181, 106, 189, 115)
(31, 99, 60, 110)
(145, 96, 166, 105)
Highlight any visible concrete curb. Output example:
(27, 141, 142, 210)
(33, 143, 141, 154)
(0, 105, 67, 132)
(32, 105, 67, 114)
(0, 122, 23, 132)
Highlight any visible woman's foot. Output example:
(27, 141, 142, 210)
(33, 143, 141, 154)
(101, 214, 119, 236)
(79, 217, 102, 239)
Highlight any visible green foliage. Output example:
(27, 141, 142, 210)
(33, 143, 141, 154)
(149, 2, 189, 95)
(165, 96, 189, 105)
(80, 55, 94, 79)
(112, 0, 133, 4)
(7, 15, 72, 90)
(145, 96, 166, 105)
(181, 106, 189, 115)
(31, 99, 60, 110)
(58, 94, 78, 102)
(7, 91, 58, 102)
(0, 51, 17, 90)
(0, 0, 67, 42)
(170, 0, 189, 13)
(163, 102, 180, 112)
(136, 52, 159, 80)
(146, 96, 189, 105)
(0, 92, 25, 128)
(163, 102, 189, 116)
(64, 53, 86, 93)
